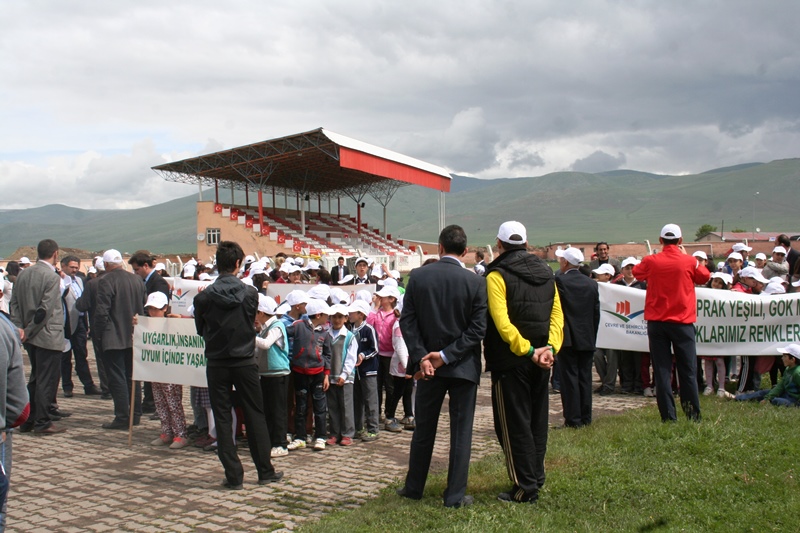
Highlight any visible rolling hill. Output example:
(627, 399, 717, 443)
(2, 159, 798, 257)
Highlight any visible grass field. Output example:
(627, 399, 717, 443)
(299, 397, 799, 532)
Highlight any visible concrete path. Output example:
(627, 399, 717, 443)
(10, 356, 651, 532)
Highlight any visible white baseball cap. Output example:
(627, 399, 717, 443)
(103, 249, 123, 264)
(727, 252, 743, 262)
(592, 264, 616, 276)
(763, 281, 786, 295)
(329, 303, 350, 316)
(355, 257, 369, 266)
(155, 262, 166, 271)
(145, 292, 169, 309)
(356, 290, 372, 303)
(497, 221, 527, 245)
(772, 246, 787, 255)
(621, 256, 640, 268)
(274, 301, 291, 315)
(94, 257, 105, 271)
(692, 251, 708, 260)
(305, 299, 331, 317)
(286, 290, 310, 307)
(338, 274, 354, 285)
(305, 260, 320, 270)
(776, 344, 800, 361)
(380, 278, 398, 288)
(88, 266, 97, 274)
(389, 269, 401, 279)
(375, 286, 400, 299)
(330, 288, 350, 304)
(286, 264, 302, 275)
(348, 300, 371, 317)
(659, 224, 682, 239)
(739, 266, 769, 284)
(257, 294, 278, 315)
(555, 247, 584, 266)
(732, 243, 752, 252)
(710, 272, 733, 285)
(198, 273, 212, 281)
(19, 256, 31, 265)
(307, 284, 331, 301)
(183, 264, 196, 277)
(754, 253, 767, 261)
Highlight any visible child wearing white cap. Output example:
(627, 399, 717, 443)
(325, 304, 358, 446)
(761, 246, 789, 281)
(735, 345, 800, 406)
(367, 286, 401, 431)
(386, 296, 415, 430)
(348, 300, 380, 441)
(144, 292, 190, 449)
(254, 294, 291, 457)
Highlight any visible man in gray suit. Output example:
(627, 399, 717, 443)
(397, 225, 487, 508)
(94, 249, 146, 429)
(10, 239, 66, 435)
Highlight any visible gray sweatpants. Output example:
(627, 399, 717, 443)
(327, 383, 355, 439)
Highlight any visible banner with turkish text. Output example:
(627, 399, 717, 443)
(132, 316, 208, 387)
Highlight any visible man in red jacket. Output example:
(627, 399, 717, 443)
(633, 224, 710, 422)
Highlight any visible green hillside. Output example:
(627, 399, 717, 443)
(2, 159, 798, 257)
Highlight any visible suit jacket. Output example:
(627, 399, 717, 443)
(94, 268, 146, 352)
(400, 257, 487, 383)
(555, 269, 599, 352)
(62, 275, 85, 337)
(330, 265, 350, 283)
(145, 271, 170, 298)
(9, 261, 64, 351)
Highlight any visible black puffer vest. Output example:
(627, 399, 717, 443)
(483, 249, 555, 372)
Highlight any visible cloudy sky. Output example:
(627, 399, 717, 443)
(2, 1, 799, 209)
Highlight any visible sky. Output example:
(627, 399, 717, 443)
(2, 0, 800, 209)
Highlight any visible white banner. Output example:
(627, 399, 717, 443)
(597, 283, 800, 356)
(266, 283, 376, 304)
(132, 316, 208, 387)
(166, 277, 213, 316)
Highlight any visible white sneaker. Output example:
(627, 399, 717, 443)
(717, 389, 735, 399)
(313, 438, 326, 451)
(703, 387, 713, 396)
(271, 446, 289, 458)
(287, 438, 306, 451)
(643, 387, 655, 397)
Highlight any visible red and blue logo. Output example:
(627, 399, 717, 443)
(603, 300, 644, 323)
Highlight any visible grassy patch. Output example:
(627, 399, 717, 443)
(298, 398, 799, 532)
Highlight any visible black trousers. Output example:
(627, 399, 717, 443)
(385, 375, 413, 419)
(101, 348, 141, 422)
(648, 321, 701, 422)
(61, 319, 95, 392)
(23, 344, 62, 431)
(90, 337, 110, 395)
(491, 363, 549, 500)
(207, 363, 275, 485)
(404, 376, 477, 507)
(377, 356, 394, 418)
(558, 347, 594, 428)
(293, 372, 327, 440)
(260, 374, 289, 448)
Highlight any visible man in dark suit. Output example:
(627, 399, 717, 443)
(10, 239, 67, 434)
(128, 251, 170, 414)
(484, 222, 563, 504)
(397, 225, 487, 508)
(94, 249, 146, 429)
(555, 247, 599, 428)
(330, 256, 350, 285)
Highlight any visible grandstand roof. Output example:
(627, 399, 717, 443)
(152, 128, 452, 201)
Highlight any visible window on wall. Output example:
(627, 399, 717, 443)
(206, 228, 221, 246)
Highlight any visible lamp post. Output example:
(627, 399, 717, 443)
(752, 191, 759, 241)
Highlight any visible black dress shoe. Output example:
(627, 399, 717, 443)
(133, 416, 141, 426)
(63, 390, 74, 398)
(102, 420, 129, 430)
(85, 386, 103, 396)
(19, 423, 34, 433)
(445, 495, 474, 508)
(34, 424, 67, 435)
(49, 409, 72, 418)
(396, 486, 422, 500)
(100, 393, 113, 400)
(220, 479, 243, 490)
(258, 471, 284, 485)
(142, 404, 156, 415)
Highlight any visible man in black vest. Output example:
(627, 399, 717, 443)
(484, 221, 563, 504)
(555, 247, 599, 428)
(396, 225, 487, 508)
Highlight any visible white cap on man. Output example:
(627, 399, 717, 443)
(497, 221, 527, 245)
(19, 256, 31, 265)
(739, 266, 769, 284)
(103, 249, 124, 264)
(732, 243, 752, 252)
(555, 247, 584, 266)
(145, 292, 169, 309)
(659, 224, 682, 239)
(692, 251, 708, 260)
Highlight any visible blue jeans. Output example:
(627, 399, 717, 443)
(736, 389, 799, 406)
